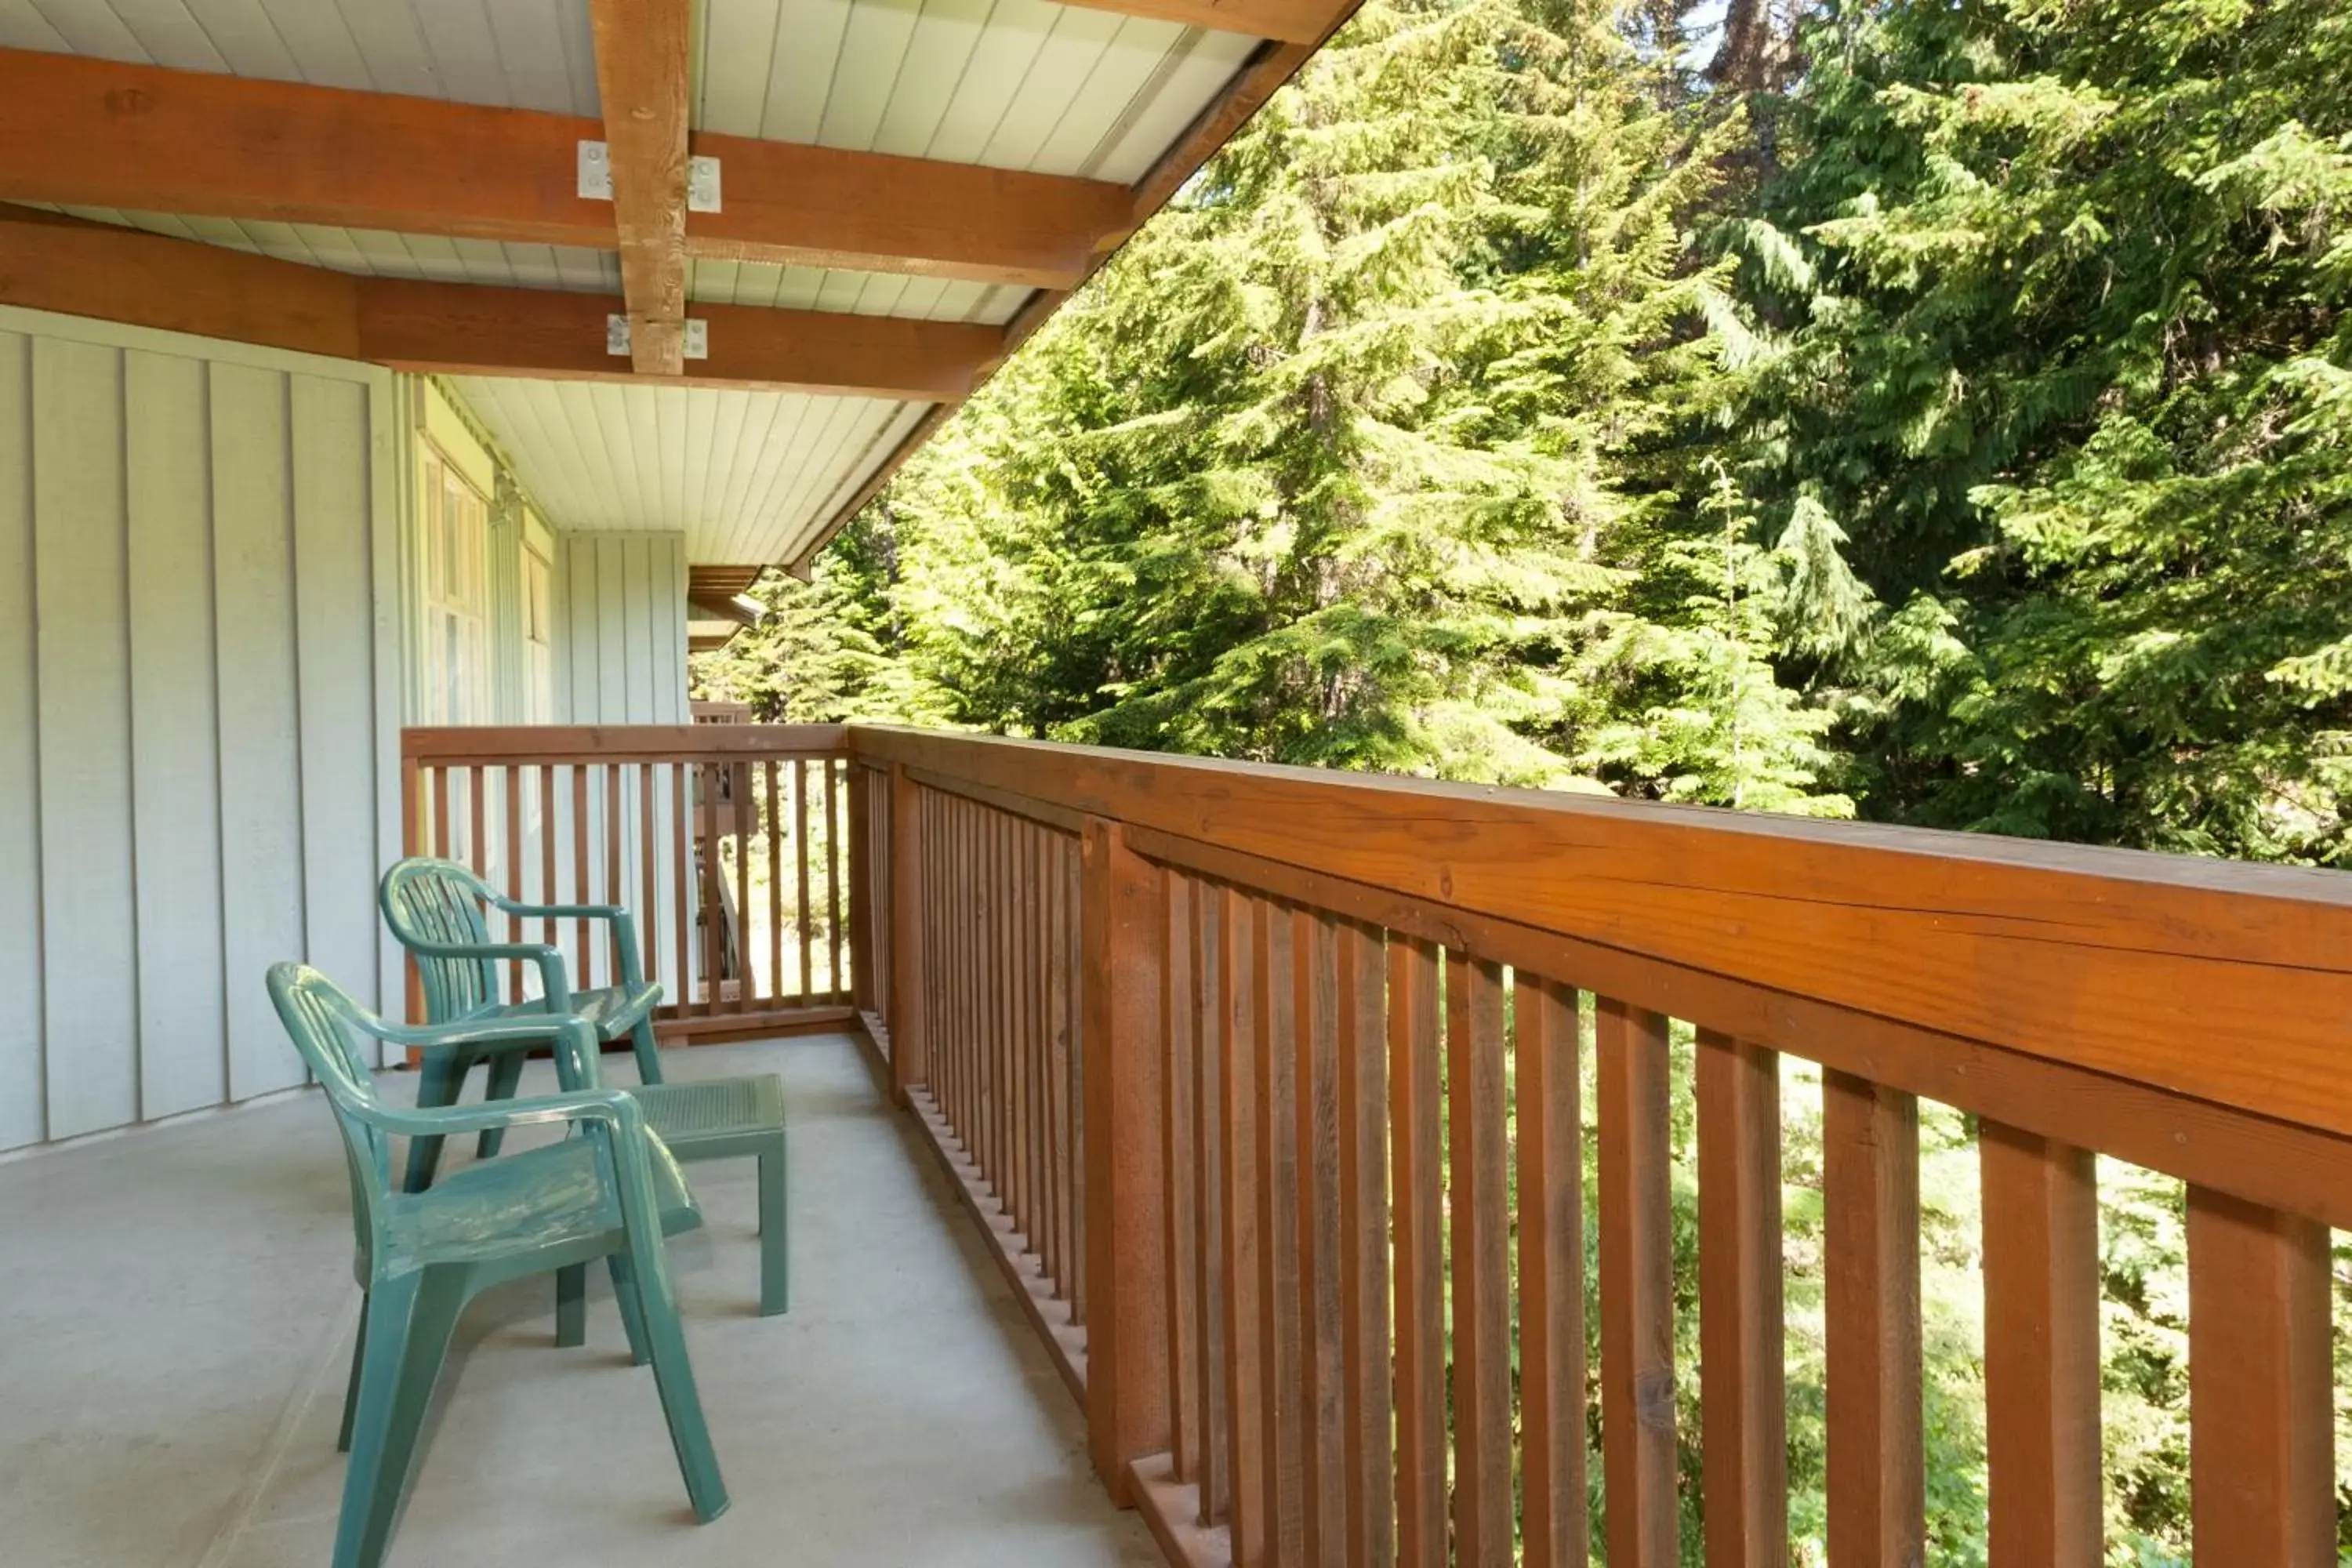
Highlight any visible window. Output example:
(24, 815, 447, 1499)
(523, 542, 554, 721)
(419, 447, 489, 724)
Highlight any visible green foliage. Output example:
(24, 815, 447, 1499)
(1730, 0, 2352, 859)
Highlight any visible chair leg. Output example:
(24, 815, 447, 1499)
(401, 1051, 474, 1194)
(757, 1143, 789, 1316)
(627, 1235, 729, 1523)
(629, 1017, 664, 1085)
(607, 1251, 651, 1366)
(475, 1053, 527, 1158)
(336, 1269, 469, 1568)
(554, 1264, 586, 1348)
(336, 1291, 370, 1453)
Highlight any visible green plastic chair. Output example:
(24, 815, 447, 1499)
(376, 857, 666, 1192)
(382, 856, 791, 1316)
(266, 964, 729, 1568)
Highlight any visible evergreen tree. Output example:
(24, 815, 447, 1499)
(1731, 0, 2352, 859)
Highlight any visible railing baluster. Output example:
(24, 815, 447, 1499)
(1388, 935, 1443, 1568)
(1697, 1026, 1786, 1568)
(434, 763, 452, 860)
(1194, 882, 1227, 1526)
(605, 762, 622, 995)
(1067, 833, 1086, 1322)
(1515, 975, 1584, 1568)
(1164, 871, 1199, 1484)
(699, 763, 721, 1014)
(795, 757, 814, 1002)
(467, 763, 487, 880)
(637, 763, 656, 986)
(572, 764, 591, 988)
(1599, 996, 1679, 1568)
(1220, 885, 1264, 1563)
(1011, 816, 1033, 1236)
(2187, 1186, 2333, 1566)
(1336, 920, 1392, 1568)
(669, 761, 688, 1021)
(1980, 1121, 2100, 1568)
(1822, 1070, 1923, 1568)
(502, 763, 522, 1000)
(539, 765, 557, 961)
(1447, 953, 1511, 1567)
(729, 761, 748, 1020)
(765, 759, 783, 1004)
(827, 757, 844, 999)
(1295, 909, 1344, 1568)
(1255, 898, 1305, 1566)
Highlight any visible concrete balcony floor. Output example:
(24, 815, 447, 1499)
(0, 1034, 1156, 1568)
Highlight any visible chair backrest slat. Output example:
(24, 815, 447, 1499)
(382, 857, 503, 1021)
(265, 964, 397, 1258)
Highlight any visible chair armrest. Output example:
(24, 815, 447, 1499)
(370, 1013, 602, 1088)
(398, 938, 572, 1013)
(492, 901, 648, 992)
(354, 1086, 641, 1142)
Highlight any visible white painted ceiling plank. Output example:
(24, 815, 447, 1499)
(327, 0, 441, 96)
(0, 0, 71, 51)
(869, 0, 992, 160)
(981, 5, 1123, 171)
(923, 0, 1059, 165)
(100, 0, 227, 69)
(245, 0, 363, 85)
(20, 0, 143, 58)
(696, 0, 782, 136)
(482, 0, 590, 114)
(1031, 16, 1189, 177)
(1089, 25, 1254, 183)
(757, 0, 855, 143)
(408, 0, 513, 106)
(818, 0, 921, 151)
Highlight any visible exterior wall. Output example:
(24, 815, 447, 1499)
(554, 531, 690, 723)
(0, 306, 400, 1151)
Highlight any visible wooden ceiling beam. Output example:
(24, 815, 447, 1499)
(0, 48, 1127, 289)
(0, 208, 1002, 399)
(361, 279, 1004, 401)
(588, 0, 691, 375)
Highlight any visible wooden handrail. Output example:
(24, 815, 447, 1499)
(847, 723, 2352, 1144)
(402, 722, 847, 764)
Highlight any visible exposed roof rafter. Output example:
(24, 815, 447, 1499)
(0, 207, 1000, 400)
(589, 0, 692, 375)
(0, 49, 1132, 290)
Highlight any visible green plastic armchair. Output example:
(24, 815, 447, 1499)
(267, 964, 729, 1568)
(378, 856, 666, 1192)
(382, 855, 793, 1316)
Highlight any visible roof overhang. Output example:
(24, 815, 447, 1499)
(0, 0, 1360, 571)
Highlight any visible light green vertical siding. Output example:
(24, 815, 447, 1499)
(0, 306, 399, 1150)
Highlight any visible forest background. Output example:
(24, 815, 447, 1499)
(695, 1, 2352, 1559)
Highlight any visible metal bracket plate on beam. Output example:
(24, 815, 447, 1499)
(578, 140, 613, 200)
(688, 155, 722, 213)
(607, 315, 709, 361)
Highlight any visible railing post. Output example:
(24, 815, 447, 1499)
(887, 762, 927, 1102)
(1080, 816, 1169, 1505)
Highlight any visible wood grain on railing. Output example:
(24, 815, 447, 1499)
(844, 723, 2352, 1568)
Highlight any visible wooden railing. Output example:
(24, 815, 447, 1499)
(399, 725, 855, 1039)
(849, 724, 2352, 1568)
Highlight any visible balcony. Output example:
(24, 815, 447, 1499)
(9, 720, 2350, 1568)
